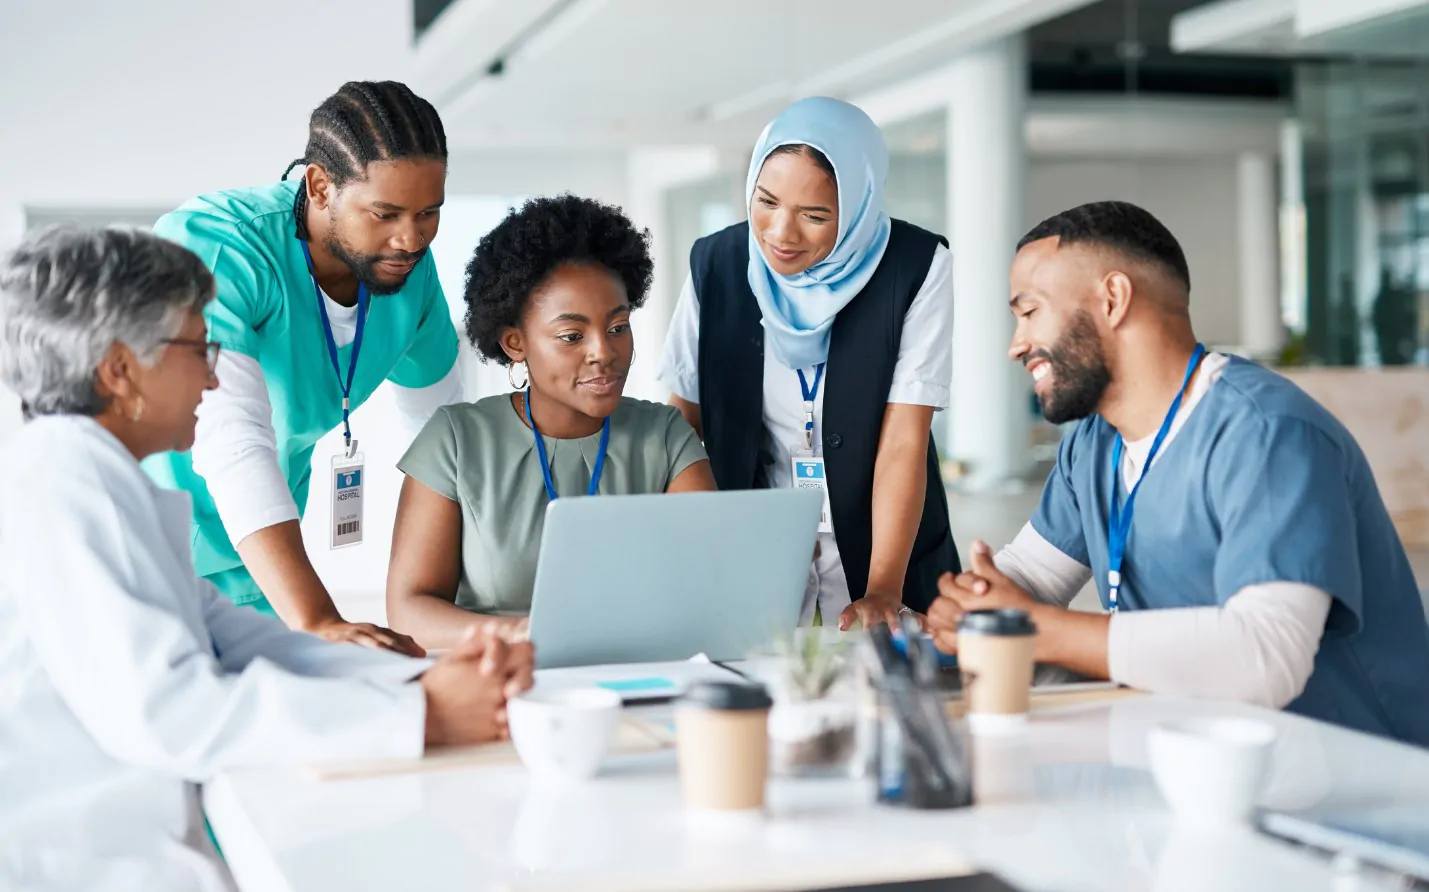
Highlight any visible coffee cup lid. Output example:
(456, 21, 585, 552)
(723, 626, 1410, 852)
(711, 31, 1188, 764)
(678, 680, 772, 710)
(958, 608, 1036, 636)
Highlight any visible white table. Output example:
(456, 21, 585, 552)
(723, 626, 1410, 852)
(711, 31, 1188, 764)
(205, 679, 1429, 892)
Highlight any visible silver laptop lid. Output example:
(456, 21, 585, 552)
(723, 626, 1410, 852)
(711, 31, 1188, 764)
(528, 489, 822, 669)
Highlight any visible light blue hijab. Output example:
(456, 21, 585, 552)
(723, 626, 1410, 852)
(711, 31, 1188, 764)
(745, 96, 891, 370)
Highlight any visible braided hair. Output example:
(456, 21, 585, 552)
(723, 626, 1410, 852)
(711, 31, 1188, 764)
(282, 81, 448, 239)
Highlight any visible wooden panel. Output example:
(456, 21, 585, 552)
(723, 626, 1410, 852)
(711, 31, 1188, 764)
(1280, 367, 1429, 547)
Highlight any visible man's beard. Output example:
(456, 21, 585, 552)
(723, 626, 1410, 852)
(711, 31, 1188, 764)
(325, 229, 427, 297)
(1029, 310, 1112, 425)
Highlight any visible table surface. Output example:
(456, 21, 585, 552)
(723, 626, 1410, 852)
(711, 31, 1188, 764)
(206, 667, 1429, 892)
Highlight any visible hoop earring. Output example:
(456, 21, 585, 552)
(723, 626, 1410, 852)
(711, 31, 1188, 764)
(129, 395, 146, 423)
(508, 361, 529, 390)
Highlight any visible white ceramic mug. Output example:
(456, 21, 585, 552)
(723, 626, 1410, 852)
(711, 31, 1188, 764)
(507, 686, 622, 782)
(1147, 717, 1278, 826)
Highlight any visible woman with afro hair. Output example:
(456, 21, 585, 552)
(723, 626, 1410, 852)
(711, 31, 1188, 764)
(385, 195, 715, 648)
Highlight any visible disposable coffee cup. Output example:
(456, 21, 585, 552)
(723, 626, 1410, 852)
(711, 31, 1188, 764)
(674, 681, 772, 811)
(957, 609, 1036, 734)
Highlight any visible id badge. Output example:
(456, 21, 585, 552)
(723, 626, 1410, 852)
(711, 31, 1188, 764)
(330, 452, 365, 549)
(791, 454, 833, 534)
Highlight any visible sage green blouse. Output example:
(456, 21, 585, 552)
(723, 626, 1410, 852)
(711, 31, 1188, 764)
(397, 394, 708, 615)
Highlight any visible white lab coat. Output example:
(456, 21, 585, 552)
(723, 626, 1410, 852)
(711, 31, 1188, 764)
(0, 416, 429, 892)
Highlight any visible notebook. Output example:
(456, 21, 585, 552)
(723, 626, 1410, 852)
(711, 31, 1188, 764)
(807, 874, 1025, 891)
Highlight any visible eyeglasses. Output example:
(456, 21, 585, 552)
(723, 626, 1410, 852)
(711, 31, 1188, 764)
(162, 338, 222, 372)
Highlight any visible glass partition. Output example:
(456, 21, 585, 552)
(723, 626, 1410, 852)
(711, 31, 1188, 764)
(1298, 60, 1429, 366)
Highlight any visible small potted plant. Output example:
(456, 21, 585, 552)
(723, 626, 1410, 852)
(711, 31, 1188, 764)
(767, 630, 861, 777)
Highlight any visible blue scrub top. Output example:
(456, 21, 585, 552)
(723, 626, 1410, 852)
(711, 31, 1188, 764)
(1033, 356, 1429, 747)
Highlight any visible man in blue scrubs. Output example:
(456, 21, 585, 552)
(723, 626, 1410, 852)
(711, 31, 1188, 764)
(928, 201, 1429, 747)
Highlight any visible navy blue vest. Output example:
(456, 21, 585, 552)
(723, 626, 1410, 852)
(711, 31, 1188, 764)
(690, 220, 961, 613)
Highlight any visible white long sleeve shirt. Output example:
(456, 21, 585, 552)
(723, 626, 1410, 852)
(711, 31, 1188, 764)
(0, 416, 430, 892)
(191, 288, 463, 548)
(995, 353, 1332, 708)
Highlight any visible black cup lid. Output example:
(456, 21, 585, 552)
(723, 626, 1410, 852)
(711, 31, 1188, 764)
(958, 608, 1036, 636)
(679, 680, 772, 710)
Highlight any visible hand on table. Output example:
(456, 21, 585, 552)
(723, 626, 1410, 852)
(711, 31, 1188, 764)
(312, 619, 426, 658)
(421, 623, 535, 750)
(927, 540, 1037, 654)
(838, 592, 919, 632)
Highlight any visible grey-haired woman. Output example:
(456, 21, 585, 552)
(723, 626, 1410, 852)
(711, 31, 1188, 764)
(0, 227, 530, 891)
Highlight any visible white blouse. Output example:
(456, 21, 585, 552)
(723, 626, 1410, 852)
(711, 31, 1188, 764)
(658, 244, 954, 623)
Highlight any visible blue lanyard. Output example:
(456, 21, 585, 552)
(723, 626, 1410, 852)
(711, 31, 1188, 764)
(1106, 343, 1206, 612)
(797, 364, 826, 451)
(525, 388, 610, 500)
(302, 242, 369, 457)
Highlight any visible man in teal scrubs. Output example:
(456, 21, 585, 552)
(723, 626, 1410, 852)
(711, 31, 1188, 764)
(145, 81, 460, 654)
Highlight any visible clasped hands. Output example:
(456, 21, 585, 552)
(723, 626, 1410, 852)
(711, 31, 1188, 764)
(926, 539, 1041, 654)
(420, 622, 535, 750)
(837, 540, 1040, 644)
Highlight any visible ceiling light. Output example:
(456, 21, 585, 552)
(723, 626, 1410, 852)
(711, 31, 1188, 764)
(442, 0, 609, 112)
(517, 0, 608, 66)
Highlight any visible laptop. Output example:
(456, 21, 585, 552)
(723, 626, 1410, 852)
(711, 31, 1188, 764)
(527, 489, 823, 669)
(1261, 805, 1429, 882)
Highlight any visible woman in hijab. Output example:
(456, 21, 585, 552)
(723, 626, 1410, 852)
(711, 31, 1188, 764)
(659, 96, 960, 629)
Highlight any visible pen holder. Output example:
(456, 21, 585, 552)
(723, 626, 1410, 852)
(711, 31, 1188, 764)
(867, 622, 974, 810)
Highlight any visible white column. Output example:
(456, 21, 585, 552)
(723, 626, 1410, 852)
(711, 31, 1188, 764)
(622, 146, 719, 402)
(1356, 172, 1381, 364)
(1236, 152, 1283, 360)
(1278, 119, 1307, 335)
(946, 34, 1031, 490)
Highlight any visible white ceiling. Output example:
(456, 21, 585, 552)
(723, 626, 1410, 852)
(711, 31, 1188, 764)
(0, 0, 411, 207)
(413, 0, 1099, 149)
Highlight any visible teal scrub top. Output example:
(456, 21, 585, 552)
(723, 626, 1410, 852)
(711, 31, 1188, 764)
(143, 180, 459, 606)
